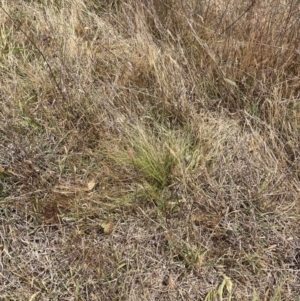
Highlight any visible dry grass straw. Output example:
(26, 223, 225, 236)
(0, 0, 300, 300)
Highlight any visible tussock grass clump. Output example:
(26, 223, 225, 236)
(0, 0, 300, 300)
(105, 116, 236, 207)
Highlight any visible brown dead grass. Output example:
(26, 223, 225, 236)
(0, 0, 300, 300)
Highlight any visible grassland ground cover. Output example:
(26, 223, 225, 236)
(0, 0, 300, 300)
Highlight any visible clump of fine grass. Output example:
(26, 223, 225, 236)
(105, 116, 235, 206)
(125, 125, 183, 190)
(105, 123, 196, 204)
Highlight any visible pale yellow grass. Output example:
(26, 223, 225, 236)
(0, 0, 299, 300)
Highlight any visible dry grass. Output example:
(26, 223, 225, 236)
(0, 0, 300, 300)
